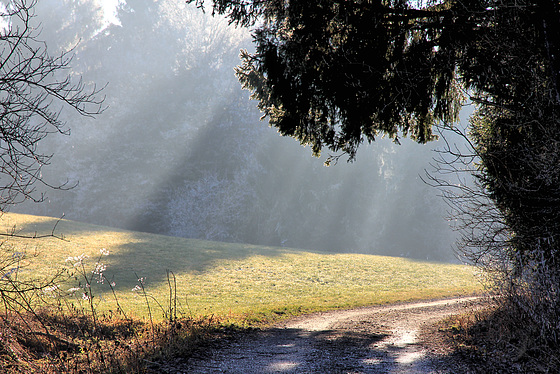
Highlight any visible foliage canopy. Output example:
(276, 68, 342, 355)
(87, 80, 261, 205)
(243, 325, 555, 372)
(192, 0, 472, 159)
(189, 0, 559, 162)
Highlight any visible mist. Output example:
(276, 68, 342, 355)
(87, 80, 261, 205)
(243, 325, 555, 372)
(12, 0, 470, 262)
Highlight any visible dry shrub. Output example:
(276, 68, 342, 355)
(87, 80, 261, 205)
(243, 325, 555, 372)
(435, 298, 560, 374)
(0, 243, 236, 373)
(0, 307, 225, 373)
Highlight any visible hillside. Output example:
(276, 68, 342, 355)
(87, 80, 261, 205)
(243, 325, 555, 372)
(0, 213, 483, 322)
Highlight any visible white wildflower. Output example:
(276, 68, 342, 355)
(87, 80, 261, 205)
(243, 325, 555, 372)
(67, 287, 81, 293)
(43, 285, 59, 293)
(92, 263, 106, 275)
(82, 293, 90, 300)
(65, 253, 89, 267)
(100, 248, 109, 256)
(92, 262, 107, 283)
(131, 285, 142, 292)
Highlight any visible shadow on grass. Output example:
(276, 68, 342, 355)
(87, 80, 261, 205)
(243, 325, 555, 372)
(105, 236, 292, 291)
(9, 214, 464, 297)
(10, 215, 302, 292)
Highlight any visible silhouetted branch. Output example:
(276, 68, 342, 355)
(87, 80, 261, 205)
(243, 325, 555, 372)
(0, 214, 66, 240)
(0, 0, 105, 211)
(423, 123, 511, 275)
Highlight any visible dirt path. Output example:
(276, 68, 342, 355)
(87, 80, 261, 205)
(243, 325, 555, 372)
(185, 296, 483, 373)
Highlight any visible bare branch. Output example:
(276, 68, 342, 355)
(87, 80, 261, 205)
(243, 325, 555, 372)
(0, 0, 105, 211)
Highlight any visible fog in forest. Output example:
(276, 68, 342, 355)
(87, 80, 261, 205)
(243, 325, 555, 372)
(12, 0, 471, 262)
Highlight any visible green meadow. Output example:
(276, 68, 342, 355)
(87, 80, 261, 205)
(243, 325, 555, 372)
(1, 213, 483, 324)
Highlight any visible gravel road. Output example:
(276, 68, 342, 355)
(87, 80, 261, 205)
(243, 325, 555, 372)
(185, 296, 483, 373)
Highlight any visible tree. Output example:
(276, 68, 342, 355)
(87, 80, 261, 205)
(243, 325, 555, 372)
(0, 0, 103, 211)
(190, 0, 560, 353)
(0, 0, 104, 349)
(451, 2, 560, 346)
(192, 0, 465, 161)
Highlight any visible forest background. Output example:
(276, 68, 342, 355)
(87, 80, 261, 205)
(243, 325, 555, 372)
(12, 0, 469, 262)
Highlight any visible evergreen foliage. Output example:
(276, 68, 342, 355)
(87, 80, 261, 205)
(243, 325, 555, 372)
(195, 0, 466, 160)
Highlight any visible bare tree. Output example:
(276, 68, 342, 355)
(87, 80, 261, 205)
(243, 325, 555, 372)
(0, 0, 104, 211)
(0, 2, 105, 357)
(425, 123, 511, 278)
(427, 115, 560, 351)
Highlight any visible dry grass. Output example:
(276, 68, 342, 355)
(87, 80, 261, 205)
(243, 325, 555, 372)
(0, 306, 230, 373)
(426, 297, 560, 373)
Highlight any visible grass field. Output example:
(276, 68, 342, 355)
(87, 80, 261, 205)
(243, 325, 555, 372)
(0, 213, 483, 325)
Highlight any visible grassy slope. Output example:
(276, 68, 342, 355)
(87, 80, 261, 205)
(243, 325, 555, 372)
(0, 213, 483, 324)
